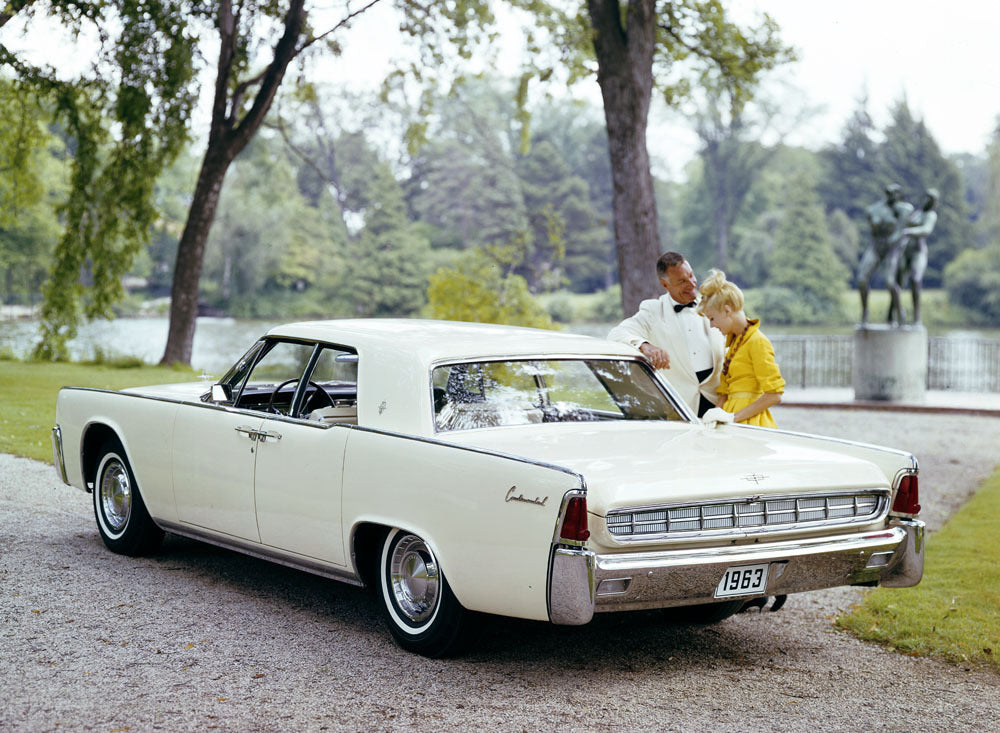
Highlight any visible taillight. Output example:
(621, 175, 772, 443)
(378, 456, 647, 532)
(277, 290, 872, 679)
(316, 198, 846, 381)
(560, 496, 591, 543)
(892, 474, 921, 515)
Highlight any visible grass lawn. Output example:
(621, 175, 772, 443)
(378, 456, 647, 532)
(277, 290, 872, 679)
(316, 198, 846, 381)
(837, 466, 1000, 671)
(0, 359, 197, 463)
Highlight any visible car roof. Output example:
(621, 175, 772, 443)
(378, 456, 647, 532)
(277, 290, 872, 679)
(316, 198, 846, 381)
(265, 319, 642, 435)
(267, 318, 638, 366)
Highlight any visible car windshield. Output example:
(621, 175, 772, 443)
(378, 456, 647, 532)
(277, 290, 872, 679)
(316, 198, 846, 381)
(432, 358, 685, 432)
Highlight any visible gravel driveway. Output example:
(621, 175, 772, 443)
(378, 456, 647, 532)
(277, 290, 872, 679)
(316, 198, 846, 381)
(2, 407, 999, 732)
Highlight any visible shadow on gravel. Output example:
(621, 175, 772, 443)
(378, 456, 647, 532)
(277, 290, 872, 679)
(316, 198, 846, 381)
(84, 529, 798, 674)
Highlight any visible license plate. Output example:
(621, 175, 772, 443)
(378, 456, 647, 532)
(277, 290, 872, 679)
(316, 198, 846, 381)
(715, 563, 769, 598)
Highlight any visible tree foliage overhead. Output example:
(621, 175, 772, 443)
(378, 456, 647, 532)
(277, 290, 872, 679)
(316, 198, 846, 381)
(819, 97, 971, 289)
(0, 78, 66, 306)
(763, 170, 848, 324)
(504, 0, 793, 314)
(5, 0, 504, 364)
(2, 1, 199, 358)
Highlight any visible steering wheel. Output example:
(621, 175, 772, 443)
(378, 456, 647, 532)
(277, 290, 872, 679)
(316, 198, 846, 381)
(266, 379, 333, 416)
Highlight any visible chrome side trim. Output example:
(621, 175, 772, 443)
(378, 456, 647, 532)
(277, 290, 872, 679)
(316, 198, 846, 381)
(51, 425, 69, 485)
(57, 386, 336, 429)
(60, 388, 585, 482)
(348, 424, 586, 481)
(757, 424, 919, 468)
(156, 520, 363, 588)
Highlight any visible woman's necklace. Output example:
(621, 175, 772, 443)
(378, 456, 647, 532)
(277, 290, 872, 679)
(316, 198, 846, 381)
(722, 322, 752, 376)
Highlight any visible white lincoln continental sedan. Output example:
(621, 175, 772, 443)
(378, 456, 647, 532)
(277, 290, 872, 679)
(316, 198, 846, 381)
(52, 319, 924, 656)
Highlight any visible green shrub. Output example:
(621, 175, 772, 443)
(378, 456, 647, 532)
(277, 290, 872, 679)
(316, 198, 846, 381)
(944, 246, 1000, 324)
(543, 292, 577, 323)
(748, 286, 844, 325)
(425, 251, 556, 329)
(588, 285, 623, 323)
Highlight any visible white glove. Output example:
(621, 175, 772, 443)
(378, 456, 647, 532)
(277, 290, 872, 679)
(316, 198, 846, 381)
(702, 407, 734, 426)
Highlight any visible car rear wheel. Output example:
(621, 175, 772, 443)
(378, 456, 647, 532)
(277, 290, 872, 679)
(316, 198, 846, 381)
(93, 440, 164, 556)
(377, 528, 466, 657)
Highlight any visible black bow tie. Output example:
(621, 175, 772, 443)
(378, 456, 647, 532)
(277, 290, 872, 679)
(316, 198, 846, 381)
(673, 301, 696, 313)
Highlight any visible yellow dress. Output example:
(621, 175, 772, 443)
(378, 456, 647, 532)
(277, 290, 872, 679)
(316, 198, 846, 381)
(718, 319, 785, 428)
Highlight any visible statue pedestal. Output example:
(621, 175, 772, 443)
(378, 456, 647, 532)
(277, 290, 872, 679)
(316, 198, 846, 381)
(854, 325, 927, 402)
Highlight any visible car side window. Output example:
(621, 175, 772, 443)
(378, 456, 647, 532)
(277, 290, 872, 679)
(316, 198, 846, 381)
(300, 347, 359, 424)
(234, 340, 316, 414)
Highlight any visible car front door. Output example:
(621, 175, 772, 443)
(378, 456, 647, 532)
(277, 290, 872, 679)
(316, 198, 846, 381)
(172, 408, 263, 541)
(251, 343, 357, 566)
(172, 339, 317, 542)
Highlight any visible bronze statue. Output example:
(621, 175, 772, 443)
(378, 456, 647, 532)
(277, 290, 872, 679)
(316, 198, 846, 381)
(886, 188, 938, 325)
(857, 183, 914, 325)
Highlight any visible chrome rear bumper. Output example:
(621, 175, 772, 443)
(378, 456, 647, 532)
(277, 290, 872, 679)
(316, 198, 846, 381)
(549, 518, 923, 625)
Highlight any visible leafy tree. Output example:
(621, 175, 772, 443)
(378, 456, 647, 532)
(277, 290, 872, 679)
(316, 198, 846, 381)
(726, 145, 823, 289)
(817, 94, 885, 228)
(405, 78, 529, 253)
(826, 208, 860, 282)
(972, 119, 1000, 250)
(200, 136, 347, 316)
(510, 0, 793, 314)
(515, 139, 610, 292)
(692, 85, 811, 272)
(145, 151, 202, 295)
(0, 80, 65, 306)
(426, 249, 555, 328)
(944, 247, 1000, 324)
(531, 103, 617, 288)
(5, 1, 499, 364)
(331, 132, 433, 316)
(3, 1, 198, 359)
(764, 171, 847, 324)
(943, 120, 1000, 325)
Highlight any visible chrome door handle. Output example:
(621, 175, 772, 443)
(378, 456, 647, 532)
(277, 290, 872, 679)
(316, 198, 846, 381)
(235, 425, 258, 439)
(257, 430, 282, 442)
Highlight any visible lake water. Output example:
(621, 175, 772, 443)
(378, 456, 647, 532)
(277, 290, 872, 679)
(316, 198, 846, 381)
(0, 317, 285, 376)
(0, 317, 630, 376)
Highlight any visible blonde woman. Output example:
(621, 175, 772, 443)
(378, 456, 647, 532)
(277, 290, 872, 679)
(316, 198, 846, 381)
(698, 270, 785, 427)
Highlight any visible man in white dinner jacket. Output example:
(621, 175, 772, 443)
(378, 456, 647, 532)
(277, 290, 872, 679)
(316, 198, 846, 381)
(608, 251, 725, 417)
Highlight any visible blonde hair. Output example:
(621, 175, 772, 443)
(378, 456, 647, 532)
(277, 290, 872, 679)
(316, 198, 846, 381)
(698, 269, 744, 314)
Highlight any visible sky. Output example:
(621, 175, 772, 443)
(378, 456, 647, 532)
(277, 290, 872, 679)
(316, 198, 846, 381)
(4, 1, 1000, 181)
(315, 0, 1000, 180)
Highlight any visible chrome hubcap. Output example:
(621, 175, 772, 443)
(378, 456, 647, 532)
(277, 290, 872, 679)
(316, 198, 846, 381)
(389, 535, 440, 624)
(99, 458, 131, 532)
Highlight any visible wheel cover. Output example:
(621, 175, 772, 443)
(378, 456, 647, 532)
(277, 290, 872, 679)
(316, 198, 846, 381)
(99, 458, 132, 532)
(388, 535, 440, 625)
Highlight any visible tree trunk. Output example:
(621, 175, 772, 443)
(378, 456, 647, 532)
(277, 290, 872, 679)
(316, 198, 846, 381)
(159, 0, 306, 365)
(588, 0, 661, 316)
(160, 147, 234, 364)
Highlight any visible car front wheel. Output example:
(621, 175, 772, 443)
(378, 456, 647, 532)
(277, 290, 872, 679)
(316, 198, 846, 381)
(377, 528, 466, 657)
(93, 440, 164, 556)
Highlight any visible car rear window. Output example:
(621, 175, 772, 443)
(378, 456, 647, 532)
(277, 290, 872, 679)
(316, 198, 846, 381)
(432, 359, 685, 432)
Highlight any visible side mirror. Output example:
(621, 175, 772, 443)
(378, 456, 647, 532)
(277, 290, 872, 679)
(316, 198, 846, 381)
(211, 384, 232, 403)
